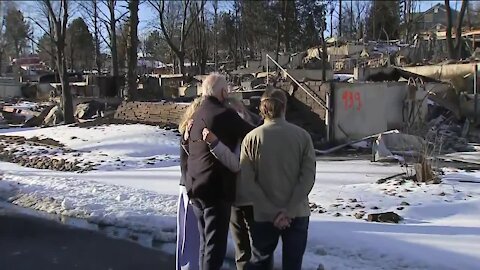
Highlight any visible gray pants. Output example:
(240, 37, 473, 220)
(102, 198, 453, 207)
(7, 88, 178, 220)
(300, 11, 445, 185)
(191, 199, 231, 270)
(230, 205, 254, 270)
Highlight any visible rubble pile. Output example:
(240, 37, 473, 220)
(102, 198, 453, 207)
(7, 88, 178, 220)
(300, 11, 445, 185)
(0, 154, 84, 172)
(0, 98, 119, 129)
(0, 135, 93, 173)
(0, 135, 65, 147)
(75, 100, 105, 121)
(425, 115, 474, 153)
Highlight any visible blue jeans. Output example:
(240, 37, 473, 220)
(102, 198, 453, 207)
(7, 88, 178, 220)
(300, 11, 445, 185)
(247, 217, 309, 270)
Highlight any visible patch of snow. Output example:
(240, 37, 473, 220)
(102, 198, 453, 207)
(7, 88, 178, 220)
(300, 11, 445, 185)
(0, 124, 479, 269)
(10, 101, 39, 110)
(0, 124, 181, 171)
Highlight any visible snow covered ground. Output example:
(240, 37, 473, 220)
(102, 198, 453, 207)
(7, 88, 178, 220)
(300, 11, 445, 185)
(0, 124, 181, 171)
(0, 124, 479, 269)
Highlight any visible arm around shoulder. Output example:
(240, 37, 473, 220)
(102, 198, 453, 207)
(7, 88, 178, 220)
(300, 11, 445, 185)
(209, 141, 240, 173)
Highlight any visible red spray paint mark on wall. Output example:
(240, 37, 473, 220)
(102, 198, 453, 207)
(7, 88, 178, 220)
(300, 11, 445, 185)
(342, 90, 363, 111)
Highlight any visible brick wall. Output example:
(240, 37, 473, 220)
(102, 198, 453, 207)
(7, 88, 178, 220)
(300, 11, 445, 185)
(114, 101, 188, 126)
(276, 81, 329, 144)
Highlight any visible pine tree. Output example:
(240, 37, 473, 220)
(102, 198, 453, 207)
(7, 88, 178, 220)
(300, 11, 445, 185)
(296, 0, 326, 49)
(66, 17, 95, 71)
(5, 7, 31, 59)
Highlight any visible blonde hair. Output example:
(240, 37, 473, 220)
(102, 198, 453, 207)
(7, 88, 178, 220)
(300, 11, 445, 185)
(202, 73, 228, 97)
(178, 96, 205, 134)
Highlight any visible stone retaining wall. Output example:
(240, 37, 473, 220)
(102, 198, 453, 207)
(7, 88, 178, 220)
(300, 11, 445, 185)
(114, 101, 188, 126)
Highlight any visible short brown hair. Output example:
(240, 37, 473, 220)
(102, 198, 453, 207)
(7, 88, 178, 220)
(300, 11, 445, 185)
(259, 89, 287, 120)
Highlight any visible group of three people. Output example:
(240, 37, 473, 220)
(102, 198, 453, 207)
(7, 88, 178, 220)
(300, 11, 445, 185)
(177, 73, 316, 270)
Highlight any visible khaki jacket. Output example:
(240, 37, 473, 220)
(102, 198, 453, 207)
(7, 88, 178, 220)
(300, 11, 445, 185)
(240, 118, 316, 222)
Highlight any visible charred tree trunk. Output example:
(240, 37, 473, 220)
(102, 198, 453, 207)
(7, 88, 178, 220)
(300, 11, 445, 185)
(321, 18, 327, 81)
(283, 1, 290, 52)
(125, 0, 139, 100)
(0, 50, 3, 76)
(58, 41, 74, 124)
(234, 0, 239, 68)
(405, 0, 412, 43)
(107, 0, 120, 96)
(330, 7, 333, 36)
(446, 0, 468, 60)
(45, 0, 74, 124)
(455, 0, 468, 59)
(69, 36, 74, 71)
(213, 0, 218, 71)
(93, 0, 102, 73)
(197, 1, 208, 75)
(178, 54, 185, 75)
(445, 0, 455, 59)
(350, 0, 353, 38)
(275, 18, 280, 70)
(339, 0, 342, 37)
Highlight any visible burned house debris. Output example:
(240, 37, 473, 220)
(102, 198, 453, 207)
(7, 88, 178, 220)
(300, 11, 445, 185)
(0, 0, 477, 190)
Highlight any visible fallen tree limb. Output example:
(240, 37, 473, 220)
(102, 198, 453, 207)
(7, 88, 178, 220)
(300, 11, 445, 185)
(376, 172, 407, 184)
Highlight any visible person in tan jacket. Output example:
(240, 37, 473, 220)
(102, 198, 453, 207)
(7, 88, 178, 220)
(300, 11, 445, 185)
(240, 89, 316, 270)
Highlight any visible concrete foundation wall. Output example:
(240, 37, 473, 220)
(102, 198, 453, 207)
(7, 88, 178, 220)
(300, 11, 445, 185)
(0, 78, 22, 97)
(332, 82, 408, 142)
(327, 44, 364, 56)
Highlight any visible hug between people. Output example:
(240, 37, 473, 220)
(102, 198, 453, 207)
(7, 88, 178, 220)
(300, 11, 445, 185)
(176, 73, 316, 270)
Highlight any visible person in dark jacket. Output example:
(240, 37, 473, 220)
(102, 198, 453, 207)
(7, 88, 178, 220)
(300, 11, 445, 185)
(186, 73, 254, 270)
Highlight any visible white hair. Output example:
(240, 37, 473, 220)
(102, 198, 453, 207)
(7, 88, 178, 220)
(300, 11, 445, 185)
(202, 73, 228, 98)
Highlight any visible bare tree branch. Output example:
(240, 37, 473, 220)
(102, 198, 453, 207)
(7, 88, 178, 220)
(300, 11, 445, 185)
(43, 0, 58, 25)
(184, 0, 205, 41)
(116, 10, 129, 22)
(26, 16, 53, 39)
(97, 1, 113, 21)
(62, 0, 68, 37)
(148, 0, 180, 55)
